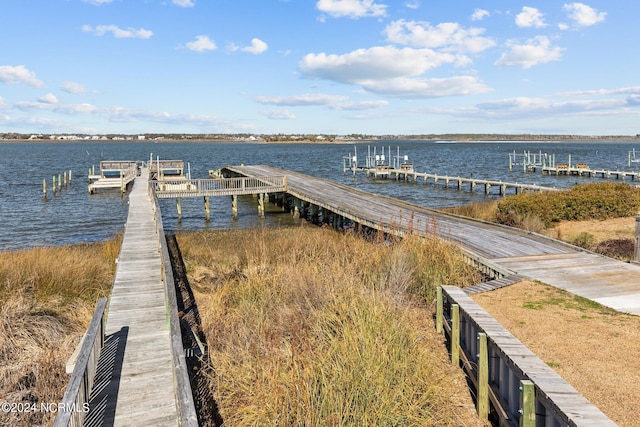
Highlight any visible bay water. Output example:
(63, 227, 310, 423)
(1, 139, 638, 251)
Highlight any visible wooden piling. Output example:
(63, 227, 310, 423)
(519, 380, 535, 427)
(43, 179, 47, 199)
(451, 304, 460, 366)
(58, 174, 62, 191)
(204, 196, 210, 221)
(176, 197, 182, 219)
(436, 287, 443, 334)
(232, 195, 238, 219)
(53, 176, 57, 194)
(477, 333, 489, 420)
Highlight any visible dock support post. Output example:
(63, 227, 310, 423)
(485, 182, 490, 194)
(69, 170, 72, 184)
(451, 304, 460, 366)
(53, 176, 56, 194)
(293, 201, 300, 218)
(258, 193, 265, 218)
(634, 216, 640, 264)
(478, 333, 489, 420)
(204, 196, 210, 221)
(43, 179, 47, 199)
(232, 195, 238, 219)
(120, 171, 124, 193)
(176, 197, 182, 219)
(58, 174, 62, 191)
(436, 287, 443, 334)
(520, 380, 535, 427)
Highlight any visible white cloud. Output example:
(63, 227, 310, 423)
(299, 45, 491, 98)
(230, 38, 269, 55)
(0, 97, 5, 109)
(185, 35, 217, 52)
(38, 93, 58, 104)
(262, 109, 296, 120)
(15, 100, 98, 115)
(0, 65, 44, 87)
(384, 19, 495, 54)
(82, 25, 153, 39)
(515, 7, 546, 28)
(563, 3, 606, 26)
(300, 46, 457, 83)
(62, 81, 90, 94)
(316, 0, 387, 18)
(255, 93, 349, 106)
(471, 9, 490, 22)
(360, 76, 491, 98)
(173, 0, 195, 7)
(495, 36, 563, 69)
(405, 1, 419, 10)
(331, 100, 389, 110)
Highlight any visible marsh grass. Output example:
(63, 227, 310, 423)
(177, 226, 485, 426)
(0, 237, 120, 427)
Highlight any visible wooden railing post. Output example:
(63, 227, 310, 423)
(520, 380, 535, 427)
(478, 332, 489, 420)
(451, 304, 460, 366)
(634, 216, 640, 264)
(436, 286, 443, 334)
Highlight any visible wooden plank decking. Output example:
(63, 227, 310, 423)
(87, 167, 179, 426)
(224, 165, 640, 315)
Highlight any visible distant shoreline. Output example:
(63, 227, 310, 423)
(2, 135, 640, 144)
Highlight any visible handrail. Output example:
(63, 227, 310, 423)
(149, 181, 199, 426)
(437, 286, 616, 426)
(152, 176, 286, 198)
(53, 298, 107, 427)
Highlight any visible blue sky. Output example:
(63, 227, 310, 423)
(1, 0, 636, 136)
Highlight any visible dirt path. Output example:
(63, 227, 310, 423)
(472, 280, 640, 427)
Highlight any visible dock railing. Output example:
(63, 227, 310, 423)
(150, 182, 199, 426)
(437, 286, 616, 426)
(152, 175, 286, 199)
(53, 298, 107, 427)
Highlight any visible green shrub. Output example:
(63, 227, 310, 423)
(571, 232, 596, 250)
(496, 182, 640, 228)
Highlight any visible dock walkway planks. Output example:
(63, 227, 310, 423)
(224, 165, 640, 315)
(87, 167, 179, 426)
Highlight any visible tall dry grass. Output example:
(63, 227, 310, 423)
(0, 237, 120, 427)
(177, 226, 485, 426)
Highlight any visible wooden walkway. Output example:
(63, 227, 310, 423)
(224, 165, 640, 315)
(86, 167, 180, 426)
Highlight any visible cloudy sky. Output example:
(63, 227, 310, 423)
(1, 0, 634, 135)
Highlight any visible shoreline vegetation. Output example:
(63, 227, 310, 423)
(0, 237, 120, 427)
(2, 183, 638, 425)
(2, 132, 640, 144)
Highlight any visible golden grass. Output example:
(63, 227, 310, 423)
(176, 226, 486, 426)
(473, 281, 640, 427)
(0, 237, 120, 427)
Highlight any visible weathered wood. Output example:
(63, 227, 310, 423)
(451, 304, 460, 366)
(225, 165, 640, 315)
(442, 286, 616, 426)
(54, 297, 107, 427)
(478, 332, 489, 420)
(519, 380, 535, 427)
(436, 286, 443, 334)
(85, 167, 195, 426)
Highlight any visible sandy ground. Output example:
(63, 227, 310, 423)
(544, 216, 636, 242)
(472, 280, 640, 427)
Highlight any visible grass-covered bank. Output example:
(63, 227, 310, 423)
(176, 226, 486, 426)
(443, 182, 640, 261)
(0, 238, 120, 427)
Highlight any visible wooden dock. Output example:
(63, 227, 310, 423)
(88, 161, 139, 193)
(85, 167, 184, 426)
(223, 165, 640, 315)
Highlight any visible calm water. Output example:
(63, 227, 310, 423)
(1, 140, 639, 251)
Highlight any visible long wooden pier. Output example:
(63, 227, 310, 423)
(61, 161, 639, 426)
(223, 165, 640, 315)
(80, 167, 197, 426)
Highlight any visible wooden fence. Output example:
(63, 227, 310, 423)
(436, 286, 616, 426)
(53, 298, 107, 427)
